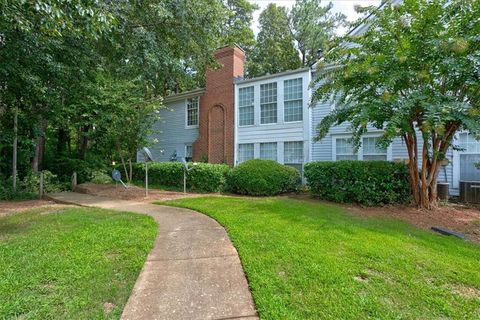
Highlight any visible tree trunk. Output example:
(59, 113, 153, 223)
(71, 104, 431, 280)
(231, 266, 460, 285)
(128, 158, 133, 182)
(32, 117, 47, 172)
(12, 106, 18, 192)
(77, 125, 90, 160)
(56, 127, 69, 154)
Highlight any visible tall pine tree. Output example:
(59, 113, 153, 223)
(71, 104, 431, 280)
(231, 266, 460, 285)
(247, 4, 301, 77)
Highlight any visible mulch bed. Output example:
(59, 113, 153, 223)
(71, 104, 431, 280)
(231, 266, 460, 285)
(0, 199, 55, 217)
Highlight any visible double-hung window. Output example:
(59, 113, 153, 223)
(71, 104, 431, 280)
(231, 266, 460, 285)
(186, 97, 199, 127)
(362, 137, 387, 160)
(260, 142, 277, 161)
(284, 78, 303, 122)
(335, 138, 357, 160)
(238, 143, 254, 163)
(239, 86, 254, 126)
(458, 132, 480, 181)
(260, 82, 277, 124)
(284, 141, 304, 174)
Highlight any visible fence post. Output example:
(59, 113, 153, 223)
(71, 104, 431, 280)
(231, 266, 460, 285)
(39, 171, 44, 198)
(71, 172, 77, 191)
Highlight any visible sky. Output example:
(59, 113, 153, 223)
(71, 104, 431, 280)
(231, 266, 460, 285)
(250, 0, 381, 35)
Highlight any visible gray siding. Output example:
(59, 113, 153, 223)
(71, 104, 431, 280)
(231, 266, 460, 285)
(140, 98, 199, 162)
(310, 97, 457, 194)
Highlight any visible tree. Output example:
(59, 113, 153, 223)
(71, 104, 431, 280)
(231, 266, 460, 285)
(312, 0, 480, 209)
(247, 4, 301, 77)
(221, 0, 258, 52)
(290, 0, 345, 67)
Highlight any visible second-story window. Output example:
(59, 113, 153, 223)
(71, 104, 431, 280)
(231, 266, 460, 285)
(186, 97, 199, 127)
(284, 78, 303, 122)
(239, 86, 254, 126)
(260, 82, 277, 124)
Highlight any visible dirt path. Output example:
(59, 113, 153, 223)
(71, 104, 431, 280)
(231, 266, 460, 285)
(0, 199, 55, 217)
(47, 192, 258, 320)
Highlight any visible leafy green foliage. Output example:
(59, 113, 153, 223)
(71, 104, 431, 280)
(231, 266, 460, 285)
(131, 162, 230, 193)
(221, 0, 258, 52)
(226, 159, 300, 196)
(164, 197, 480, 319)
(0, 170, 64, 200)
(290, 0, 345, 66)
(90, 170, 112, 184)
(247, 4, 301, 77)
(312, 0, 480, 208)
(0, 207, 157, 318)
(305, 161, 411, 206)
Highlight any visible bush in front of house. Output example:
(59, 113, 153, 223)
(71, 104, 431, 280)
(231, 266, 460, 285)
(304, 161, 411, 206)
(226, 159, 300, 196)
(131, 162, 230, 192)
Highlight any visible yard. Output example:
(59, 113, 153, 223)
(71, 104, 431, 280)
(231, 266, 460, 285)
(0, 206, 157, 319)
(163, 196, 480, 319)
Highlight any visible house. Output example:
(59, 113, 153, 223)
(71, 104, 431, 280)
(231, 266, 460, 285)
(144, 2, 479, 196)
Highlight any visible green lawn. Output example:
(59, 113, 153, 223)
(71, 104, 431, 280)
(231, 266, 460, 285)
(163, 197, 480, 319)
(0, 206, 157, 319)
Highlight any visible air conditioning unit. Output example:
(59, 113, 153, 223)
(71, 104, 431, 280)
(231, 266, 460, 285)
(459, 181, 480, 204)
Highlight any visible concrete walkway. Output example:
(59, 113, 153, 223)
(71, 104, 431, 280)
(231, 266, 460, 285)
(47, 192, 258, 320)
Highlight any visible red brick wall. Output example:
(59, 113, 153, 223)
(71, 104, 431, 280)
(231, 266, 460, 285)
(193, 46, 245, 165)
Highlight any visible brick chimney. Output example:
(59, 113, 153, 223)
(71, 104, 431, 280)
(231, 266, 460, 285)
(193, 46, 245, 165)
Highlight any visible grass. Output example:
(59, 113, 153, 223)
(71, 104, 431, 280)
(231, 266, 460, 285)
(0, 206, 157, 319)
(162, 196, 480, 319)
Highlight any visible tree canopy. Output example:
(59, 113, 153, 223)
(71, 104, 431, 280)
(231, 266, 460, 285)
(290, 0, 345, 67)
(0, 0, 249, 194)
(313, 0, 480, 209)
(247, 4, 301, 77)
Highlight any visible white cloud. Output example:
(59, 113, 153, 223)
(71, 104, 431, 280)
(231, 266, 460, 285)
(250, 0, 381, 35)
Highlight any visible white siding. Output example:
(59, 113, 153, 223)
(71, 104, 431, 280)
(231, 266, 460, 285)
(235, 69, 311, 166)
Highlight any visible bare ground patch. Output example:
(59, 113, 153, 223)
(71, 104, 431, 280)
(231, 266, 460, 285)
(0, 199, 55, 217)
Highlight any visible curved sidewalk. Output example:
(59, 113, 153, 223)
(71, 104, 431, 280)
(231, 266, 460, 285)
(47, 192, 258, 320)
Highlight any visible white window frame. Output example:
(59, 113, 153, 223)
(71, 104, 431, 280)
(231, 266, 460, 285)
(332, 133, 392, 161)
(452, 131, 480, 189)
(260, 82, 277, 125)
(237, 143, 254, 164)
(283, 78, 303, 123)
(185, 144, 193, 161)
(185, 97, 199, 128)
(238, 86, 255, 127)
(260, 142, 278, 161)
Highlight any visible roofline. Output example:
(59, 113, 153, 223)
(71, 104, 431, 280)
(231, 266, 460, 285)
(234, 67, 311, 85)
(163, 88, 205, 103)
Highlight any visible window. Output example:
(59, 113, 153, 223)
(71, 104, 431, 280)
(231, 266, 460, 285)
(186, 97, 199, 127)
(238, 143, 254, 163)
(260, 142, 277, 161)
(335, 138, 357, 160)
(284, 141, 304, 175)
(239, 86, 254, 126)
(459, 133, 480, 153)
(284, 78, 303, 122)
(185, 145, 193, 162)
(260, 82, 277, 124)
(362, 137, 387, 160)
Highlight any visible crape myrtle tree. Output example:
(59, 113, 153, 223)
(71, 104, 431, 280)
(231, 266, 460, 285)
(312, 0, 480, 209)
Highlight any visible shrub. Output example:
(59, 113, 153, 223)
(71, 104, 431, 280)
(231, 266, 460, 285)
(130, 162, 230, 192)
(46, 157, 108, 184)
(304, 161, 411, 206)
(226, 159, 300, 196)
(90, 171, 112, 184)
(21, 170, 63, 194)
(188, 163, 230, 192)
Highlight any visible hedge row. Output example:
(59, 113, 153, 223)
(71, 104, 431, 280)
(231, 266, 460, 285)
(126, 159, 302, 195)
(130, 162, 230, 193)
(304, 161, 411, 206)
